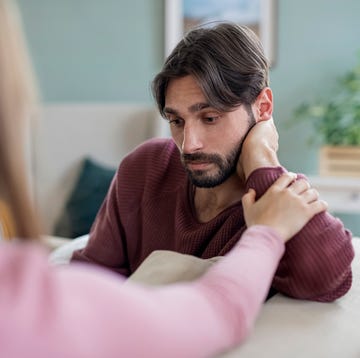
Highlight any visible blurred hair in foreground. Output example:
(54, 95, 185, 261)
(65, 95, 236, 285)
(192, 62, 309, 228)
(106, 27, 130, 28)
(0, 0, 40, 239)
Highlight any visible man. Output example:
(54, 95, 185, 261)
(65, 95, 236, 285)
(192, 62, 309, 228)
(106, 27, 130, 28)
(72, 23, 354, 301)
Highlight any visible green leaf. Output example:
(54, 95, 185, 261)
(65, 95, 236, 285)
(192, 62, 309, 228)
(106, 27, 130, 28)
(289, 53, 360, 146)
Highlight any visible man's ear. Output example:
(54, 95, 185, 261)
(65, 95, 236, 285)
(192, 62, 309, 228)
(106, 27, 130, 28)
(253, 87, 273, 122)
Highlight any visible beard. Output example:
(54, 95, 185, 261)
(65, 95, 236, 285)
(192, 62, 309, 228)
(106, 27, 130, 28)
(181, 145, 241, 188)
(181, 106, 256, 188)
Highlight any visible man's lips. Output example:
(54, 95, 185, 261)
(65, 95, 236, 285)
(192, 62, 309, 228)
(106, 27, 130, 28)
(185, 161, 213, 170)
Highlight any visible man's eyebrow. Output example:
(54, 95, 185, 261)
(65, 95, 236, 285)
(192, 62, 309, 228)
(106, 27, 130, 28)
(163, 102, 211, 115)
(189, 102, 210, 112)
(163, 107, 178, 115)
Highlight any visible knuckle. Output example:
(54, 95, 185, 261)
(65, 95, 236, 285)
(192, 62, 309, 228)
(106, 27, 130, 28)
(298, 179, 310, 189)
(312, 189, 319, 198)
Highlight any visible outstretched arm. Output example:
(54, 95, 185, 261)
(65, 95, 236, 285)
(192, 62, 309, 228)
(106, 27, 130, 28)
(2, 174, 326, 358)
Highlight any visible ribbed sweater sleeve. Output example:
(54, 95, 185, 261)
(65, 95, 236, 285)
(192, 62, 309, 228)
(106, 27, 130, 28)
(246, 166, 355, 301)
(0, 226, 284, 358)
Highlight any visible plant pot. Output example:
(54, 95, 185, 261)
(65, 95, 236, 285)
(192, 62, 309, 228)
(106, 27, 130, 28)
(319, 146, 360, 177)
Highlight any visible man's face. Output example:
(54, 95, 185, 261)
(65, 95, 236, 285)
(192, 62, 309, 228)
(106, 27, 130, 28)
(164, 75, 256, 188)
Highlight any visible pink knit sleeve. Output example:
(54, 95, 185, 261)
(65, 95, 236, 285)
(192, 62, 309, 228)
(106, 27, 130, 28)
(0, 226, 284, 358)
(246, 166, 355, 301)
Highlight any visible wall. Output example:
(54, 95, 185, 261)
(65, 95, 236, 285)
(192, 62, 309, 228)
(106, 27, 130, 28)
(272, 0, 360, 173)
(18, 0, 163, 102)
(270, 0, 360, 235)
(18, 0, 360, 234)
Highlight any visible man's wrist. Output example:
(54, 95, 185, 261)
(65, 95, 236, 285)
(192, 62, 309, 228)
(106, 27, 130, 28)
(242, 144, 280, 180)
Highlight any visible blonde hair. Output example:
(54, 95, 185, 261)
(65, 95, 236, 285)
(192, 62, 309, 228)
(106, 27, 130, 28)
(0, 0, 40, 239)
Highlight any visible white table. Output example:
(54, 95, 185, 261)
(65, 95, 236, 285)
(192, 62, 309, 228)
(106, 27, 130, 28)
(219, 238, 360, 358)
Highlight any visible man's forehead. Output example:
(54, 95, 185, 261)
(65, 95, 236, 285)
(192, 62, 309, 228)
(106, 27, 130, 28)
(164, 102, 213, 114)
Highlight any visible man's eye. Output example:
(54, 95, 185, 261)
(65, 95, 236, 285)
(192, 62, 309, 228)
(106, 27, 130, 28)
(168, 118, 184, 127)
(204, 117, 219, 124)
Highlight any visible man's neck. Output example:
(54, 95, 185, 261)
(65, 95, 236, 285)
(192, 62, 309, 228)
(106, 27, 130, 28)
(193, 174, 246, 223)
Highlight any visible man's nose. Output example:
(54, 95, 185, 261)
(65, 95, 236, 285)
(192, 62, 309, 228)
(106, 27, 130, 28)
(181, 122, 203, 153)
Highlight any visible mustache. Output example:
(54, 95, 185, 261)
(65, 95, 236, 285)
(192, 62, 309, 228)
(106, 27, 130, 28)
(181, 152, 221, 164)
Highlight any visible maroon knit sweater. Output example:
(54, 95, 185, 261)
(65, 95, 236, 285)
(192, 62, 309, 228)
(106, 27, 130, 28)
(72, 138, 354, 301)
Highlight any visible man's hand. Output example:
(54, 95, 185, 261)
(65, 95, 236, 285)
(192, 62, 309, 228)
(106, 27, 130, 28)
(237, 118, 280, 181)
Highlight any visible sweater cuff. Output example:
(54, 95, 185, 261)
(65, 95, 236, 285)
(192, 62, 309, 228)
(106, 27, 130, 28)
(245, 166, 287, 199)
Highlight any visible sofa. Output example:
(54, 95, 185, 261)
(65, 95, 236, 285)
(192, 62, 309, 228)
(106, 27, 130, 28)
(35, 103, 360, 357)
(30, 103, 165, 237)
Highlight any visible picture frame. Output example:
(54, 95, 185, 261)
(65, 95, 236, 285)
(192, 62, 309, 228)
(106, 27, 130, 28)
(165, 0, 277, 66)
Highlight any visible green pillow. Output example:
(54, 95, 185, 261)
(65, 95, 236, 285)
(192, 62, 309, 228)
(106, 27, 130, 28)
(54, 157, 116, 238)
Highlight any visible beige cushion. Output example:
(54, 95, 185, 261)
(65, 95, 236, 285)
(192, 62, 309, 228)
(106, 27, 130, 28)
(128, 250, 221, 286)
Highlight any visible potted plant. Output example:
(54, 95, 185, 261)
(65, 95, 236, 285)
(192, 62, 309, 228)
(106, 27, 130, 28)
(290, 54, 360, 176)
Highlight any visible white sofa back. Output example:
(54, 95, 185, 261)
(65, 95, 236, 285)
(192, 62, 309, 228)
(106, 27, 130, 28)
(31, 103, 165, 234)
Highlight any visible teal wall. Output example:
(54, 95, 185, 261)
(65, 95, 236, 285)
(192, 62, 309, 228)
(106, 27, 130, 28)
(18, 0, 163, 102)
(18, 0, 360, 235)
(272, 0, 360, 174)
(270, 0, 360, 236)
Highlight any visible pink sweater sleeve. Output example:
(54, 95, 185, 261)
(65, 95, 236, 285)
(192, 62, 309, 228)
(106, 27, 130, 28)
(246, 166, 354, 301)
(0, 226, 284, 358)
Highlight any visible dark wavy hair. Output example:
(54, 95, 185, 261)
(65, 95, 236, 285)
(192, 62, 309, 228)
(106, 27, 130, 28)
(152, 22, 269, 117)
